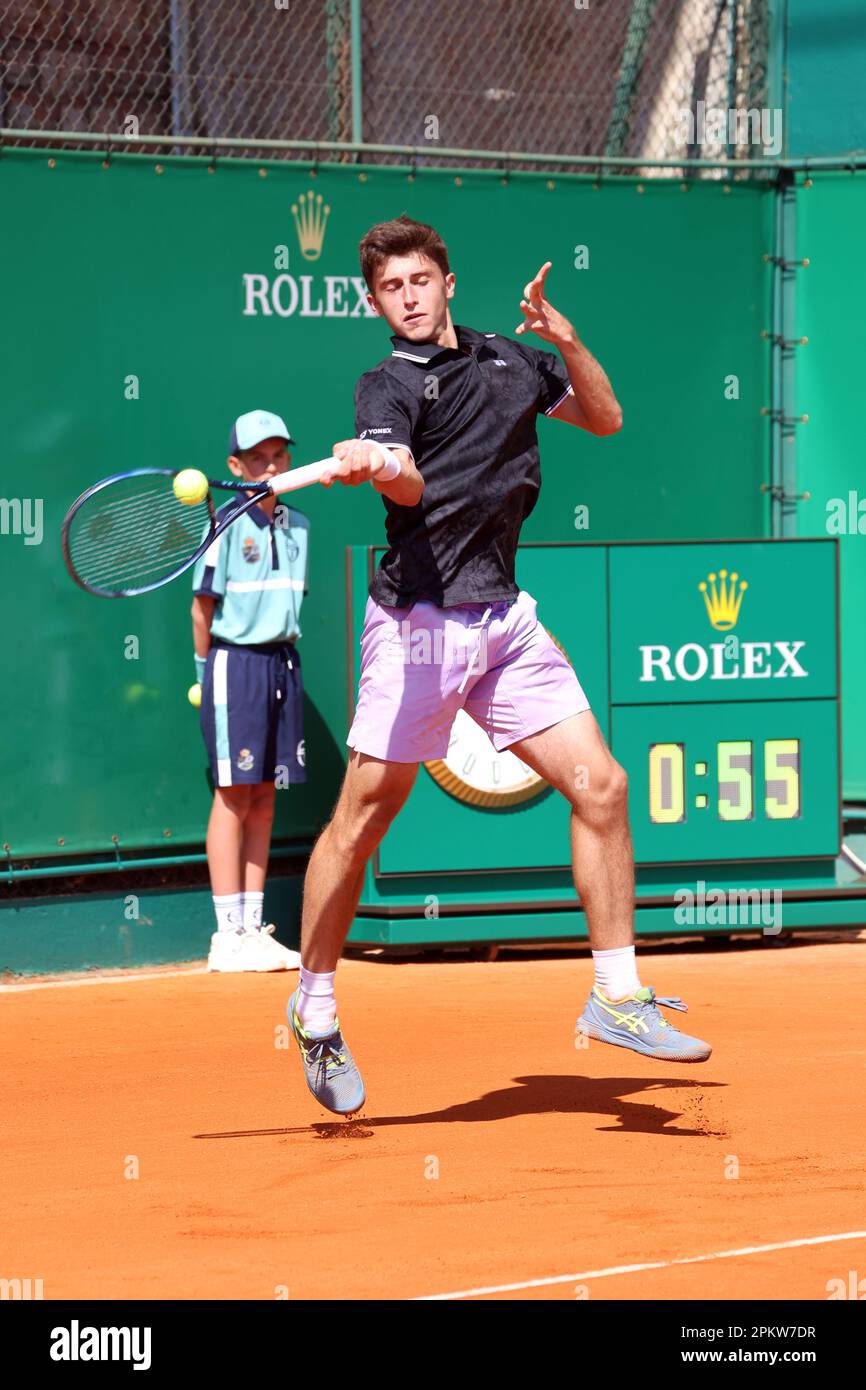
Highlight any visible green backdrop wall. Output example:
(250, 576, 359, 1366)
(795, 172, 866, 801)
(785, 0, 866, 158)
(0, 151, 773, 861)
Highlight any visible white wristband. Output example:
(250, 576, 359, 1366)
(373, 443, 402, 482)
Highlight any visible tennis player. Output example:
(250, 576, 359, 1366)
(192, 409, 307, 972)
(288, 217, 711, 1112)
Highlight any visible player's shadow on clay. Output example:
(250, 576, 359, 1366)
(315, 1075, 727, 1139)
(196, 1075, 727, 1142)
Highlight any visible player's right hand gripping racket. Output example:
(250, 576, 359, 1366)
(62, 458, 341, 598)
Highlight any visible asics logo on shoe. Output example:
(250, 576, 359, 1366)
(597, 1001, 651, 1035)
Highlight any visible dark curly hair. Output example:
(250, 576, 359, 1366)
(359, 214, 450, 292)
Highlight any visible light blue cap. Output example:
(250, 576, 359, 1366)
(229, 409, 295, 454)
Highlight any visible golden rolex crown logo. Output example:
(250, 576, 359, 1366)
(698, 568, 747, 630)
(291, 191, 330, 261)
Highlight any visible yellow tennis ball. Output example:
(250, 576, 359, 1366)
(173, 469, 209, 506)
(187, 682, 202, 708)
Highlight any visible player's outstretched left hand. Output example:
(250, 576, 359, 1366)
(515, 261, 576, 350)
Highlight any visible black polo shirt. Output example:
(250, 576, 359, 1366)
(354, 323, 572, 607)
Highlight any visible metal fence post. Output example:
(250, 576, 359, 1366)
(351, 0, 363, 145)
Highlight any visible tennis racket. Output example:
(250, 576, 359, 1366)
(62, 458, 337, 598)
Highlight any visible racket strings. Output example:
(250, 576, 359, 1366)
(74, 497, 203, 576)
(66, 476, 214, 593)
(79, 484, 188, 529)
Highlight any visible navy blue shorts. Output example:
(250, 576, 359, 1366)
(200, 640, 306, 787)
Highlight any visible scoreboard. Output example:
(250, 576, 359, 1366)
(345, 539, 863, 945)
(608, 541, 839, 866)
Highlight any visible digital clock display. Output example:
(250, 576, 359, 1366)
(612, 699, 837, 864)
(648, 739, 801, 824)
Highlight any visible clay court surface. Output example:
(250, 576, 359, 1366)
(3, 934, 865, 1302)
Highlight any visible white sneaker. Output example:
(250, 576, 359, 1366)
(207, 928, 291, 973)
(255, 923, 302, 970)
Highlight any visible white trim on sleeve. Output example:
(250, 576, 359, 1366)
(357, 440, 415, 461)
(381, 441, 414, 460)
(544, 383, 574, 417)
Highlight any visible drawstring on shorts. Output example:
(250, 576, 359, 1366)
(456, 604, 499, 696)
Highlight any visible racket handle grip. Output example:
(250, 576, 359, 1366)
(269, 458, 339, 495)
(268, 444, 403, 494)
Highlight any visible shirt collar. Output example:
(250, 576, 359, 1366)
(243, 502, 272, 529)
(389, 324, 489, 365)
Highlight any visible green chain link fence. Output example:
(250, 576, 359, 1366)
(0, 0, 770, 173)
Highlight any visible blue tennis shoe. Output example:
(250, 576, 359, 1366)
(576, 985, 712, 1062)
(287, 988, 367, 1115)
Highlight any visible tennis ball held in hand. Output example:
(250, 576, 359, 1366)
(188, 682, 202, 708)
(173, 469, 209, 506)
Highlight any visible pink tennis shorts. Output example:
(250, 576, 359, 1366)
(346, 589, 591, 763)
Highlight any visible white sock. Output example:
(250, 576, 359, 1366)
(213, 893, 244, 933)
(592, 945, 641, 1001)
(297, 966, 337, 1035)
(242, 891, 265, 931)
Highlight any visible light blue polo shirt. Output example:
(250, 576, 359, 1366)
(192, 500, 309, 644)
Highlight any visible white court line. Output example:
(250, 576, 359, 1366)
(414, 1230, 866, 1300)
(0, 966, 208, 993)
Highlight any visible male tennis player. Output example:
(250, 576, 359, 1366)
(192, 409, 307, 972)
(287, 216, 711, 1113)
